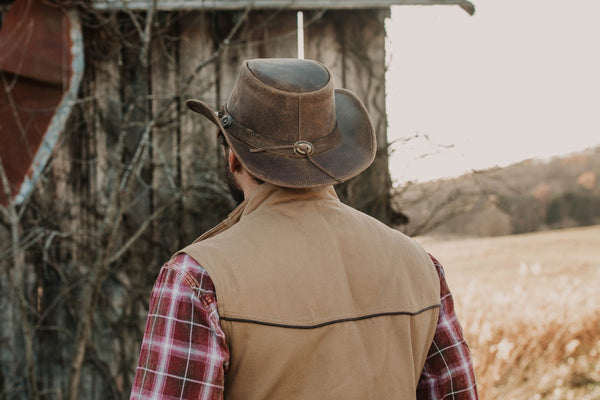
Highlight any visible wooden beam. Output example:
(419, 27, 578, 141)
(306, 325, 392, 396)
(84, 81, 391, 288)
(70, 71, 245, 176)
(92, 0, 475, 15)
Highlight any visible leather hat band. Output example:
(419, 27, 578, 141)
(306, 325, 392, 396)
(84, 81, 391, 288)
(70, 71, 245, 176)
(219, 107, 342, 159)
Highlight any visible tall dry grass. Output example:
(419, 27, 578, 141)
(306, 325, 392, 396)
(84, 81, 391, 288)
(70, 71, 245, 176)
(417, 225, 600, 399)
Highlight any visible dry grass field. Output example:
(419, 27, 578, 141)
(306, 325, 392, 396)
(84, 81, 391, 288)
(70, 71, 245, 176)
(415, 225, 600, 399)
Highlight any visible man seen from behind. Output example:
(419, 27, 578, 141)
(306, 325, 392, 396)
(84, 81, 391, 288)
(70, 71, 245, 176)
(130, 58, 478, 400)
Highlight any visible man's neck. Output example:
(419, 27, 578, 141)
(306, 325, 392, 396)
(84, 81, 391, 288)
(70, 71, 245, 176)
(236, 169, 262, 200)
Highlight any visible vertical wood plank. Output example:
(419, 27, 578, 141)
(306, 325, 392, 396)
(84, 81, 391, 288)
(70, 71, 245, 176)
(119, 12, 153, 236)
(88, 18, 126, 399)
(340, 10, 392, 223)
(305, 9, 392, 224)
(304, 10, 344, 88)
(178, 11, 223, 242)
(151, 13, 180, 256)
(34, 114, 75, 400)
(218, 10, 299, 104)
(252, 10, 299, 59)
(93, 21, 122, 219)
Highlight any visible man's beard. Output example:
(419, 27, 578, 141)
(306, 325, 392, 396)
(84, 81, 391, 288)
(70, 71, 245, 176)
(225, 165, 245, 205)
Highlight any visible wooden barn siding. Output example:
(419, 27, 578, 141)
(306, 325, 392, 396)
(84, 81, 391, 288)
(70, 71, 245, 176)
(0, 8, 390, 400)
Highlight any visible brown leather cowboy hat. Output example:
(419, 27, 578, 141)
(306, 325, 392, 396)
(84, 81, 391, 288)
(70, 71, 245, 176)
(185, 58, 376, 188)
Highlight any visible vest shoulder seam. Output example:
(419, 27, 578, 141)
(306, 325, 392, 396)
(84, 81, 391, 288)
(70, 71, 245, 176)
(164, 263, 215, 298)
(220, 304, 441, 329)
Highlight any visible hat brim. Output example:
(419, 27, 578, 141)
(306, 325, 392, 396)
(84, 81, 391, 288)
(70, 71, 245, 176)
(185, 89, 376, 188)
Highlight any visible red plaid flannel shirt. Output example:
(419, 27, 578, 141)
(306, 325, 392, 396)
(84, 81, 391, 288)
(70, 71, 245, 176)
(130, 253, 478, 399)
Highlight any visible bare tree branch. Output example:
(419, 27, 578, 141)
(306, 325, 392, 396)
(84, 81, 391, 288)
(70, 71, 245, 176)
(107, 196, 179, 265)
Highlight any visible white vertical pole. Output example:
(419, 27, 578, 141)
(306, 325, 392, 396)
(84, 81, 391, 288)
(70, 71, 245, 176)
(297, 11, 304, 59)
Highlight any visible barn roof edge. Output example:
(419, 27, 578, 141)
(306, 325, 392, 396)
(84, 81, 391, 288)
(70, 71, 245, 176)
(91, 0, 475, 15)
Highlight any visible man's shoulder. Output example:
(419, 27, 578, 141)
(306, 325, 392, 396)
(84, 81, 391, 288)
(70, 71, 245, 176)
(160, 253, 215, 294)
(165, 252, 205, 272)
(342, 203, 420, 244)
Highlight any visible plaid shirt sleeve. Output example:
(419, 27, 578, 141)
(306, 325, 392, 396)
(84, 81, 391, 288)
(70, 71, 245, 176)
(417, 255, 479, 399)
(129, 253, 228, 400)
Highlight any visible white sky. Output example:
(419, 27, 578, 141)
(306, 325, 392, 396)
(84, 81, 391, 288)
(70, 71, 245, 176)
(385, 0, 600, 184)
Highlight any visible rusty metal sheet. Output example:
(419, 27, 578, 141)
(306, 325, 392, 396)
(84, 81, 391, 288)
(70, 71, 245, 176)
(0, 0, 83, 206)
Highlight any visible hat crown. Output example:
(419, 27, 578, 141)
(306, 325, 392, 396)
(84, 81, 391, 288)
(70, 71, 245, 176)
(247, 58, 330, 93)
(226, 59, 337, 145)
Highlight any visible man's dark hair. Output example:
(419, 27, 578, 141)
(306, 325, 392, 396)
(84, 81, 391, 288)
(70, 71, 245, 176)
(217, 132, 264, 185)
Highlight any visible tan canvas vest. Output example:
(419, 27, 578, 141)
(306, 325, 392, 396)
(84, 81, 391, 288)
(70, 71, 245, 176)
(181, 183, 440, 400)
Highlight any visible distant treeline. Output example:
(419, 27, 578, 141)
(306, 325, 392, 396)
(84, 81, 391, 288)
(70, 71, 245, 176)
(393, 147, 600, 237)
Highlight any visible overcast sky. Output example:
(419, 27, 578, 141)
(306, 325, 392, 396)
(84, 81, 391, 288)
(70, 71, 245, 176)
(385, 0, 600, 184)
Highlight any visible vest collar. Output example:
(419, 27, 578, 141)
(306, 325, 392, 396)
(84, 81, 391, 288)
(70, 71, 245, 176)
(193, 183, 339, 242)
(241, 182, 339, 217)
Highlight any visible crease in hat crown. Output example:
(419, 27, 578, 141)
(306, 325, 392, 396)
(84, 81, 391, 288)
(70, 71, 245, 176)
(226, 58, 337, 147)
(185, 58, 376, 188)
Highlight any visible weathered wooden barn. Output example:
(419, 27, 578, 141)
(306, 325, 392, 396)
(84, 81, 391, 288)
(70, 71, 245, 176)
(0, 1, 474, 399)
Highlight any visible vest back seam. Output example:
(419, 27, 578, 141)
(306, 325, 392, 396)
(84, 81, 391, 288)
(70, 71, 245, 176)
(220, 304, 441, 329)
